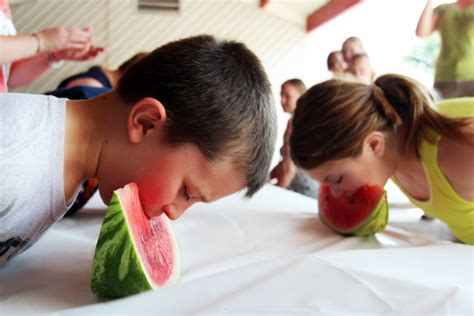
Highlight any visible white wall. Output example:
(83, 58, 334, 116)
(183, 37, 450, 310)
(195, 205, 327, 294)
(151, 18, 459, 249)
(10, 0, 441, 172)
(11, 0, 313, 166)
(300, 0, 440, 88)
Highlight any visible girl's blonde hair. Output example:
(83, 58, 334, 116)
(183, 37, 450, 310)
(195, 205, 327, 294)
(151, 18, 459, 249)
(290, 74, 471, 169)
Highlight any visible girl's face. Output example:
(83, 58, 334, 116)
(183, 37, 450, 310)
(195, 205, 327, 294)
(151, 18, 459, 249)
(280, 84, 301, 114)
(304, 134, 394, 197)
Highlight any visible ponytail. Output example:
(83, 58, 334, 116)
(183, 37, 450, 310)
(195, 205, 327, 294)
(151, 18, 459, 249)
(375, 74, 471, 158)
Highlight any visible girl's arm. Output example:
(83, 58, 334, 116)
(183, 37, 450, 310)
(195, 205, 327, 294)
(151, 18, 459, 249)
(416, 0, 440, 38)
(0, 27, 93, 63)
(0, 34, 39, 62)
(7, 53, 51, 88)
(9, 46, 104, 88)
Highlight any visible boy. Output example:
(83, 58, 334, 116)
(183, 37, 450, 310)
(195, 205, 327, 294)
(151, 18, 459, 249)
(341, 36, 365, 65)
(326, 50, 347, 77)
(0, 35, 277, 266)
(348, 53, 375, 84)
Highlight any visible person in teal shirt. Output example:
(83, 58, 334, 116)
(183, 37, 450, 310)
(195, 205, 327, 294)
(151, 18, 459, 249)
(416, 0, 474, 98)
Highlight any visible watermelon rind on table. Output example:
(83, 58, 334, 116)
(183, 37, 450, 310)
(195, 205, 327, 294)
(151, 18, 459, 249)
(318, 184, 389, 237)
(91, 183, 180, 298)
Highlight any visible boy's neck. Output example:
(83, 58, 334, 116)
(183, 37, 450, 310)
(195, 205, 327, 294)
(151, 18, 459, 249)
(63, 91, 127, 202)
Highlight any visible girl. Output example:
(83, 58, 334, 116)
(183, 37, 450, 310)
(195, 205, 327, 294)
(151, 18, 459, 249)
(270, 79, 319, 198)
(290, 74, 474, 244)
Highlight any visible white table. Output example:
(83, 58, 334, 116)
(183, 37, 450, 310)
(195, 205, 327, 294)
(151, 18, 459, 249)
(1, 185, 472, 315)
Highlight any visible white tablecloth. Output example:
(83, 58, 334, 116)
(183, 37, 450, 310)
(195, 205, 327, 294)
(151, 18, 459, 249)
(1, 185, 472, 315)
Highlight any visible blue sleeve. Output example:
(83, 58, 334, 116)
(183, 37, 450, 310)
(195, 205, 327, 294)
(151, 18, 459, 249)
(44, 86, 111, 100)
(57, 66, 112, 89)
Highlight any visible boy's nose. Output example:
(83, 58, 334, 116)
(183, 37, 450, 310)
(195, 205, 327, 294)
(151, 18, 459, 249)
(162, 204, 179, 220)
(143, 204, 165, 219)
(162, 202, 195, 220)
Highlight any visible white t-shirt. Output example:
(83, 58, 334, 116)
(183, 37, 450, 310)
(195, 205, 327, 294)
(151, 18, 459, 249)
(0, 93, 76, 266)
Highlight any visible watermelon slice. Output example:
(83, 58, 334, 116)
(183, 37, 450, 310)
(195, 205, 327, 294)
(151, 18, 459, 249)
(318, 184, 388, 236)
(91, 183, 180, 298)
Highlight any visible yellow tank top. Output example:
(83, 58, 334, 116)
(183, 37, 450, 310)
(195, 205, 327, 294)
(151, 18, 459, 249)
(391, 97, 474, 244)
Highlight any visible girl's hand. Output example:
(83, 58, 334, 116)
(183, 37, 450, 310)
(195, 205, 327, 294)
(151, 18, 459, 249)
(52, 45, 105, 61)
(37, 26, 93, 53)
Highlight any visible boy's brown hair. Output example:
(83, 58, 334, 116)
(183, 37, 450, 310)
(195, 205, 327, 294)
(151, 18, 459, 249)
(327, 51, 342, 70)
(117, 52, 148, 74)
(117, 35, 277, 197)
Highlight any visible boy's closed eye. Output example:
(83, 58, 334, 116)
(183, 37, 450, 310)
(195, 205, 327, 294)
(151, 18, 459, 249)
(181, 184, 190, 201)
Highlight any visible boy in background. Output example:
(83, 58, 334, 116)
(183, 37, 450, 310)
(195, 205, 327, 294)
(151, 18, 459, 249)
(341, 36, 365, 65)
(327, 50, 347, 77)
(0, 35, 277, 266)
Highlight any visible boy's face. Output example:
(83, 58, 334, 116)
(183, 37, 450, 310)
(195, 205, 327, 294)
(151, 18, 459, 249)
(96, 98, 246, 220)
(98, 141, 245, 220)
(349, 57, 373, 84)
(342, 41, 363, 64)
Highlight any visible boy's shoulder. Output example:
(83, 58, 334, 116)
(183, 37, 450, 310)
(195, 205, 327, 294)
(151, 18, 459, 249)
(1, 93, 66, 116)
(1, 93, 64, 110)
(1, 93, 67, 150)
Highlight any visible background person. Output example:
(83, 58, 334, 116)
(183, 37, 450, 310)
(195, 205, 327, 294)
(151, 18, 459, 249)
(416, 0, 474, 98)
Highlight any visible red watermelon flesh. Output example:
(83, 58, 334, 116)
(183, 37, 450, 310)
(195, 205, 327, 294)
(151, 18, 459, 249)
(91, 183, 180, 298)
(318, 184, 388, 236)
(122, 184, 177, 286)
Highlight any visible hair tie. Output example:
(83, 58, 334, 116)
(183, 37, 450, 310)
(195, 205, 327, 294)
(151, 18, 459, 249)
(371, 83, 401, 128)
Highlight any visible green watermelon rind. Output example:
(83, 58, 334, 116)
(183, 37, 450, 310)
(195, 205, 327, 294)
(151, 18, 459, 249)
(351, 192, 389, 236)
(320, 191, 389, 237)
(91, 191, 152, 298)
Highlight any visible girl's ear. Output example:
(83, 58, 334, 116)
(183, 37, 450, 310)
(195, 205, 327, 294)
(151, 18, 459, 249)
(364, 131, 386, 158)
(127, 98, 167, 144)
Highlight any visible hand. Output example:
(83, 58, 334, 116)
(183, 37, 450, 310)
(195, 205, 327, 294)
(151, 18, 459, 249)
(270, 158, 297, 188)
(36, 26, 93, 53)
(52, 45, 105, 61)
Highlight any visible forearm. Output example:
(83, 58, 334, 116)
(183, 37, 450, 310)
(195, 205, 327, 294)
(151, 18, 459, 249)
(416, 0, 438, 38)
(0, 34, 39, 63)
(8, 53, 50, 88)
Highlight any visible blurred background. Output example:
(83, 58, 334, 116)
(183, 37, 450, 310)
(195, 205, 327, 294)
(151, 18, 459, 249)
(9, 0, 453, 207)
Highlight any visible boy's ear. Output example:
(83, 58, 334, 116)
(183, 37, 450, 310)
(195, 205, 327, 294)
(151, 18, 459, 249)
(128, 98, 167, 144)
(364, 131, 385, 158)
